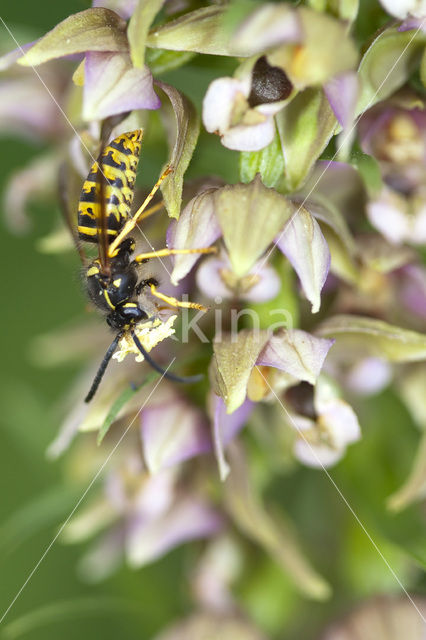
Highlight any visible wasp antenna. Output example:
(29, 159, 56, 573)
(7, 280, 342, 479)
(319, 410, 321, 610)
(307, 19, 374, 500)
(131, 330, 203, 384)
(85, 332, 123, 403)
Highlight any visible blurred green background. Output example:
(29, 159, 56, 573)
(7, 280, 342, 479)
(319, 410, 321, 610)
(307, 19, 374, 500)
(0, 1, 425, 639)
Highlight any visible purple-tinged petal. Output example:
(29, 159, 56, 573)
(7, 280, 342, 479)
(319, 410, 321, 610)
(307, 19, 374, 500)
(244, 263, 281, 302)
(212, 395, 254, 481)
(196, 256, 234, 300)
(257, 329, 334, 385)
(202, 77, 249, 135)
(396, 264, 426, 318)
(292, 389, 361, 469)
(324, 71, 359, 129)
(0, 74, 66, 140)
(130, 468, 177, 520)
(126, 497, 223, 566)
(192, 535, 242, 613)
(196, 254, 281, 302)
(168, 189, 221, 285)
(399, 16, 426, 31)
(367, 187, 426, 245)
(140, 401, 211, 473)
(83, 51, 160, 121)
(78, 526, 125, 582)
(221, 117, 276, 151)
(0, 40, 37, 71)
(276, 208, 330, 313)
(344, 357, 392, 395)
(92, 0, 138, 20)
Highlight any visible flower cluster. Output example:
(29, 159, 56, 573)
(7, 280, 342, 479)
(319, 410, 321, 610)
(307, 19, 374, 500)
(2, 0, 426, 637)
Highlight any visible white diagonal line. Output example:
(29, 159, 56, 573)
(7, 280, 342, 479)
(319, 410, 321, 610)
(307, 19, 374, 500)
(0, 360, 175, 626)
(254, 17, 426, 278)
(0, 15, 173, 280)
(255, 365, 426, 625)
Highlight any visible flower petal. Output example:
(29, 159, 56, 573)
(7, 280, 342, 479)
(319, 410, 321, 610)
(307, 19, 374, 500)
(202, 76, 249, 135)
(276, 207, 330, 313)
(140, 401, 211, 473)
(324, 71, 359, 129)
(230, 3, 302, 55)
(257, 329, 334, 384)
(126, 497, 223, 566)
(167, 189, 222, 285)
(146, 6, 246, 56)
(221, 118, 276, 152)
(83, 51, 160, 121)
(211, 329, 270, 414)
(196, 255, 281, 303)
(345, 357, 392, 395)
(317, 315, 426, 362)
(18, 8, 128, 67)
(214, 178, 295, 278)
(267, 7, 358, 88)
(211, 395, 254, 481)
(379, 0, 426, 19)
(357, 26, 426, 115)
(275, 88, 337, 192)
(127, 0, 164, 67)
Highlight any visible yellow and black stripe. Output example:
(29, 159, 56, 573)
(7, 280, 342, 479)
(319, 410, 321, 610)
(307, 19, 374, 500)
(77, 130, 143, 243)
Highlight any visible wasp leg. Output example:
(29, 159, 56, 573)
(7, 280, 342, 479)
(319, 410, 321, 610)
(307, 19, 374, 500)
(85, 331, 123, 402)
(149, 284, 208, 312)
(108, 165, 172, 257)
(136, 277, 159, 295)
(132, 246, 217, 264)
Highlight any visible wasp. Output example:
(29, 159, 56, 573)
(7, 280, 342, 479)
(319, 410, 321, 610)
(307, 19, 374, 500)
(71, 128, 215, 402)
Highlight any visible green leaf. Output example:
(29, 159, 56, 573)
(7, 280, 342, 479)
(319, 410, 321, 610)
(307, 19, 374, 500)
(0, 486, 81, 558)
(127, 0, 164, 68)
(317, 315, 426, 362)
(156, 81, 200, 220)
(276, 88, 337, 193)
(18, 9, 128, 67)
(357, 27, 426, 116)
(146, 6, 244, 56)
(211, 330, 270, 414)
(97, 372, 158, 444)
(1, 598, 141, 640)
(214, 177, 295, 278)
(239, 129, 285, 188)
(145, 48, 196, 75)
(225, 444, 331, 600)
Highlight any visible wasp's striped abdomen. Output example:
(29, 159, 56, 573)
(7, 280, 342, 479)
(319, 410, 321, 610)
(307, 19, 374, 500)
(78, 130, 143, 243)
